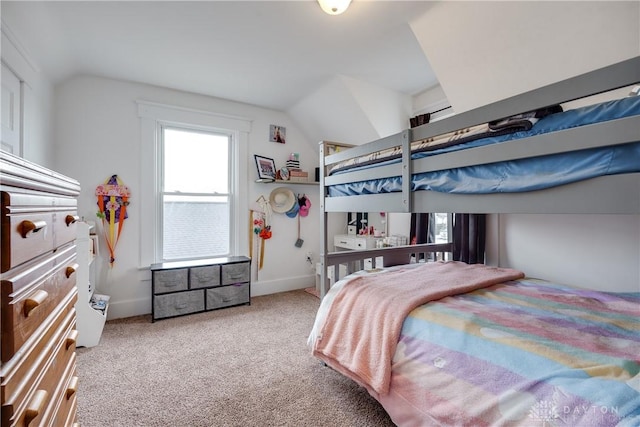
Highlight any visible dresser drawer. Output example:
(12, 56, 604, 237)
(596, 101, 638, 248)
(8, 352, 77, 427)
(190, 265, 220, 289)
(221, 262, 249, 285)
(53, 210, 79, 249)
(334, 234, 378, 250)
(42, 355, 78, 427)
(1, 210, 55, 273)
(153, 269, 188, 294)
(154, 290, 204, 319)
(334, 235, 356, 250)
(1, 190, 77, 273)
(1, 302, 77, 427)
(206, 284, 250, 310)
(1, 244, 78, 362)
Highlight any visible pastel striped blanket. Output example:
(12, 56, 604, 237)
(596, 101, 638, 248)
(312, 261, 525, 395)
(378, 279, 640, 426)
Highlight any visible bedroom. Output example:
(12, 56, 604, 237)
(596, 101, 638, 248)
(1, 1, 638, 426)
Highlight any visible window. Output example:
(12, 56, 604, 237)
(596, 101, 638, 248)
(433, 213, 451, 244)
(139, 100, 251, 270)
(161, 127, 231, 261)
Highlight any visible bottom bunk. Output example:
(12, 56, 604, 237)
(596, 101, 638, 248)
(308, 261, 640, 427)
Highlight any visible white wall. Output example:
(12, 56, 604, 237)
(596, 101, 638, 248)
(289, 74, 412, 147)
(1, 22, 55, 167)
(497, 215, 640, 292)
(411, 1, 639, 113)
(288, 76, 383, 147)
(342, 75, 412, 139)
(54, 75, 320, 319)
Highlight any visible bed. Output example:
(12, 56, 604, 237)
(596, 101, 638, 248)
(309, 262, 640, 426)
(310, 57, 640, 426)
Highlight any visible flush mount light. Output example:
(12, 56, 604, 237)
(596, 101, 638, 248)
(318, 0, 352, 15)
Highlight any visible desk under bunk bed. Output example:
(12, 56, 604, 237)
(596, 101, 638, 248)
(310, 56, 640, 427)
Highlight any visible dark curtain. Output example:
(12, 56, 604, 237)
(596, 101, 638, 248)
(410, 213, 435, 261)
(452, 213, 486, 264)
(410, 213, 435, 245)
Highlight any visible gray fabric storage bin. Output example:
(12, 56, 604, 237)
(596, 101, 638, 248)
(154, 290, 204, 319)
(206, 283, 249, 310)
(221, 262, 250, 285)
(154, 269, 188, 294)
(190, 265, 220, 289)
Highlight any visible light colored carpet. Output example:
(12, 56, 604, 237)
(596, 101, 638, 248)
(76, 290, 395, 426)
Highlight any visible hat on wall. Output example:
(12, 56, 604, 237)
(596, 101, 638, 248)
(285, 201, 299, 218)
(298, 194, 311, 217)
(269, 187, 296, 213)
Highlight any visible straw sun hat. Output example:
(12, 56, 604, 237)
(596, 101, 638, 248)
(269, 187, 296, 213)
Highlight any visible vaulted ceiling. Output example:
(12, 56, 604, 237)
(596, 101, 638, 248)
(5, 2, 636, 147)
(1, 1, 439, 111)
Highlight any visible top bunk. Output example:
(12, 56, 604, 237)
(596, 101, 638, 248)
(320, 56, 640, 215)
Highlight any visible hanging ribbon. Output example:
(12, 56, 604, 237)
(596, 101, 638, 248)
(95, 175, 131, 267)
(252, 196, 273, 270)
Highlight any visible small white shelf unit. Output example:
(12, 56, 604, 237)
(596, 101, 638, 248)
(75, 221, 110, 347)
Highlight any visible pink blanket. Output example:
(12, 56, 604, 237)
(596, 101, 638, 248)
(312, 261, 524, 395)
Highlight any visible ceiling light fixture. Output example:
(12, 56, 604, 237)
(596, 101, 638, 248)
(317, 0, 351, 15)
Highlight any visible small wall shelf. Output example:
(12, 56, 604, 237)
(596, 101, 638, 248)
(256, 179, 319, 185)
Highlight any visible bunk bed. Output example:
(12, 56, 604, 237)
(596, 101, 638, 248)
(310, 57, 640, 426)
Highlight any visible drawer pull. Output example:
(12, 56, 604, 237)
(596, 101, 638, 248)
(24, 290, 49, 317)
(19, 220, 47, 238)
(66, 329, 79, 350)
(66, 263, 79, 278)
(25, 389, 48, 425)
(66, 376, 79, 399)
(65, 214, 80, 226)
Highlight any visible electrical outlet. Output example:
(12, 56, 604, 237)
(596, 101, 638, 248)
(305, 251, 313, 264)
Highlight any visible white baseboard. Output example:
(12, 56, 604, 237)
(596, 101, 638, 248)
(250, 274, 315, 297)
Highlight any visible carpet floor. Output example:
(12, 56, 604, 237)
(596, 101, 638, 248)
(76, 289, 395, 426)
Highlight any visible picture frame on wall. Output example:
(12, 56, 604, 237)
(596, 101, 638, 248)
(254, 155, 277, 181)
(269, 125, 286, 144)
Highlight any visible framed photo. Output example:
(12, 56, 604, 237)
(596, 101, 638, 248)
(254, 155, 277, 180)
(269, 125, 286, 144)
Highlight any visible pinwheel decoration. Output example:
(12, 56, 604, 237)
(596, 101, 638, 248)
(95, 175, 130, 266)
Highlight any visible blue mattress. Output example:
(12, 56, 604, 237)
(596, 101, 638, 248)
(328, 96, 640, 196)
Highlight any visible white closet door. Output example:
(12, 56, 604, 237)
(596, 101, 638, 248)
(1, 63, 22, 156)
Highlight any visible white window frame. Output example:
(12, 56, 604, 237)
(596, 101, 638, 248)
(137, 100, 251, 267)
(159, 124, 233, 261)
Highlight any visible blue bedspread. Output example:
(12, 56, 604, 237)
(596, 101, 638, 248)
(328, 96, 640, 196)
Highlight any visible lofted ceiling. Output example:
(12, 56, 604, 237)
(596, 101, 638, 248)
(1, 0, 440, 112)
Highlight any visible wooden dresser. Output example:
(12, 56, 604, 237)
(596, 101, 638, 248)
(1, 151, 80, 426)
